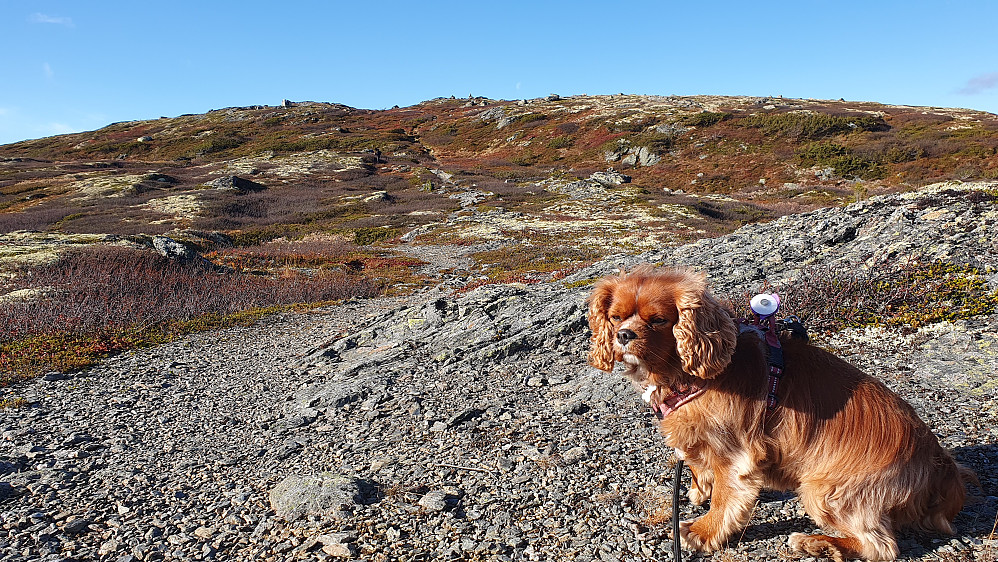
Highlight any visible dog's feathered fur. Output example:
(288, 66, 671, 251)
(588, 266, 974, 561)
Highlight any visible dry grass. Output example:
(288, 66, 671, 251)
(985, 512, 998, 562)
(638, 491, 674, 527)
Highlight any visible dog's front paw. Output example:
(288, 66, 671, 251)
(789, 533, 846, 562)
(679, 518, 714, 552)
(678, 519, 702, 550)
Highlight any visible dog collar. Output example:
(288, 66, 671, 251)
(644, 382, 706, 420)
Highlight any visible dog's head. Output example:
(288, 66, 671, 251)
(587, 267, 737, 387)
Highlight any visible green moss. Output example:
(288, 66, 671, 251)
(516, 113, 547, 124)
(563, 277, 600, 289)
(1, 329, 167, 385)
(470, 244, 602, 283)
(741, 112, 888, 139)
(774, 261, 998, 334)
(354, 226, 399, 246)
(51, 212, 87, 228)
(0, 397, 28, 409)
(902, 262, 998, 325)
(798, 142, 886, 180)
(0, 303, 321, 386)
(679, 112, 732, 127)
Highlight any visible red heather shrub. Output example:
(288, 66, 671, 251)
(0, 245, 381, 344)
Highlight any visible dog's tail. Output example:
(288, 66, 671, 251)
(926, 461, 979, 534)
(959, 463, 981, 490)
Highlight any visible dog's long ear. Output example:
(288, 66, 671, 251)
(673, 272, 737, 379)
(587, 279, 618, 372)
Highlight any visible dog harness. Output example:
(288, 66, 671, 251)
(739, 317, 785, 411)
(644, 294, 807, 420)
(738, 293, 807, 413)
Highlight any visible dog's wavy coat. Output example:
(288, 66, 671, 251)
(588, 267, 973, 561)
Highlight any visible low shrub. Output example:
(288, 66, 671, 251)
(725, 260, 998, 334)
(556, 122, 580, 135)
(741, 112, 889, 140)
(829, 155, 886, 180)
(354, 226, 399, 245)
(0, 245, 385, 384)
(629, 132, 675, 153)
(679, 112, 732, 127)
(797, 142, 886, 180)
(516, 113, 547, 125)
(548, 136, 574, 149)
(466, 243, 602, 288)
(194, 135, 245, 155)
(0, 204, 78, 231)
(509, 152, 541, 167)
(691, 200, 771, 224)
(883, 143, 925, 163)
(798, 142, 849, 163)
(206, 237, 356, 270)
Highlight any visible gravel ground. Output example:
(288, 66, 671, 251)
(1, 291, 995, 562)
(2, 183, 997, 561)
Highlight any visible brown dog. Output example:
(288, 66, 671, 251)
(587, 266, 973, 560)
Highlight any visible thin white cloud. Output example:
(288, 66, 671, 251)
(30, 13, 74, 27)
(44, 122, 77, 136)
(43, 62, 54, 79)
(957, 72, 998, 95)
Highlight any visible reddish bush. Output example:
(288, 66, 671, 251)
(0, 245, 381, 346)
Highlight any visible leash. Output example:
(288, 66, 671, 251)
(672, 459, 685, 562)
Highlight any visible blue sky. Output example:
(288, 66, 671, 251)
(2, 0, 997, 145)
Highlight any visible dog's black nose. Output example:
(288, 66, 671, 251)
(616, 329, 637, 345)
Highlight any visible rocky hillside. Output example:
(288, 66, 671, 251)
(3, 95, 998, 279)
(1, 182, 996, 561)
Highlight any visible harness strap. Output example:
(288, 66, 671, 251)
(763, 314, 784, 412)
(740, 314, 786, 413)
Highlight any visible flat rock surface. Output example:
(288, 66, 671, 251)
(1, 182, 997, 561)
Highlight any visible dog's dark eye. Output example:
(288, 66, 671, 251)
(610, 315, 621, 322)
(650, 317, 670, 326)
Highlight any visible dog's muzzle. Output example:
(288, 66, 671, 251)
(616, 329, 637, 345)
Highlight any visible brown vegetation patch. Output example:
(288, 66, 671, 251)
(0, 244, 413, 383)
